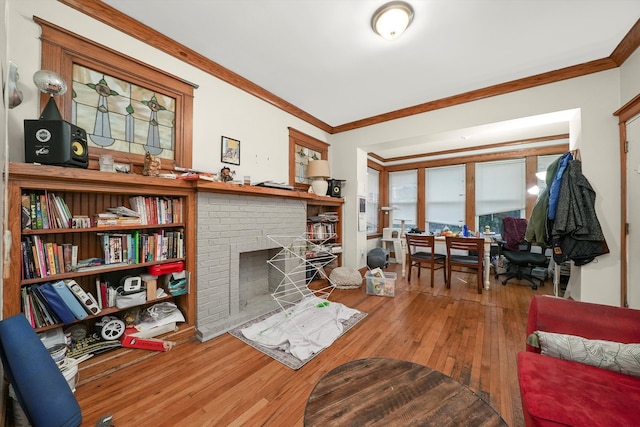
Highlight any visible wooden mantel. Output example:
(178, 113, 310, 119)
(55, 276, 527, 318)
(7, 162, 343, 205)
(195, 180, 344, 205)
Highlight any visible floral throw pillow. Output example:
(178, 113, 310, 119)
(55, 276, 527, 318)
(528, 330, 640, 377)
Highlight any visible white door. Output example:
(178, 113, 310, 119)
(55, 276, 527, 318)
(627, 114, 640, 308)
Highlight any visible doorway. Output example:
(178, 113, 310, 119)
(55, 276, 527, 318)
(627, 114, 640, 308)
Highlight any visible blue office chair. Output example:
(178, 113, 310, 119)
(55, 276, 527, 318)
(0, 314, 82, 427)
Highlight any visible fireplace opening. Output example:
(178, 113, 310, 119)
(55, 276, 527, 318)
(238, 248, 282, 314)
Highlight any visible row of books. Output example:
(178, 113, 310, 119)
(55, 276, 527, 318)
(307, 221, 337, 241)
(95, 279, 120, 309)
(21, 191, 184, 231)
(21, 191, 72, 230)
(100, 229, 185, 265)
(21, 236, 77, 280)
(129, 196, 183, 225)
(22, 280, 98, 328)
(22, 229, 185, 280)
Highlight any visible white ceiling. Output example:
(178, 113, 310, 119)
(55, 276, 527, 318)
(103, 0, 640, 158)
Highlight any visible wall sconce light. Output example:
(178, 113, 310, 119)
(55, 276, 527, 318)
(307, 159, 331, 196)
(7, 62, 23, 109)
(371, 1, 414, 41)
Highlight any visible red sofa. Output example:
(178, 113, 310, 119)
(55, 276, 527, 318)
(518, 295, 640, 426)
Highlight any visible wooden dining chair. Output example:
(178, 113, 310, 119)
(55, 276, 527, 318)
(445, 236, 485, 294)
(405, 234, 447, 286)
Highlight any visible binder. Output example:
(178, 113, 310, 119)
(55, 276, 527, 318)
(51, 280, 88, 320)
(38, 283, 76, 324)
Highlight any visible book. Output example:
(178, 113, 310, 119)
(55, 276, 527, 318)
(39, 193, 50, 229)
(62, 243, 73, 272)
(46, 242, 57, 275)
(71, 245, 78, 270)
(28, 193, 37, 229)
(26, 287, 44, 327)
(38, 282, 76, 324)
(56, 243, 65, 273)
(22, 287, 34, 327)
(51, 280, 88, 320)
(107, 206, 140, 217)
(21, 194, 32, 229)
(34, 193, 43, 230)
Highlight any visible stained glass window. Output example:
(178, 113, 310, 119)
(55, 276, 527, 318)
(288, 128, 328, 190)
(72, 64, 176, 161)
(294, 144, 322, 185)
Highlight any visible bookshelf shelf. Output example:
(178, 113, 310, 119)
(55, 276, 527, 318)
(6, 163, 196, 378)
(19, 258, 186, 286)
(21, 223, 186, 235)
(306, 198, 343, 272)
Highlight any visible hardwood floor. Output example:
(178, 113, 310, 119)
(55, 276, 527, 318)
(75, 264, 553, 426)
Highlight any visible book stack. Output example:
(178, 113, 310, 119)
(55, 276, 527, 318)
(98, 229, 185, 264)
(22, 280, 100, 328)
(95, 206, 142, 227)
(129, 196, 183, 225)
(21, 237, 77, 279)
(21, 191, 72, 230)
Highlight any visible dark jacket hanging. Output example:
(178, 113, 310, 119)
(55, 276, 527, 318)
(551, 159, 609, 266)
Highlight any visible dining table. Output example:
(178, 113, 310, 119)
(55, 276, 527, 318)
(400, 233, 496, 290)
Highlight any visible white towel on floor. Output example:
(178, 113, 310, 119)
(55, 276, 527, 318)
(241, 297, 360, 361)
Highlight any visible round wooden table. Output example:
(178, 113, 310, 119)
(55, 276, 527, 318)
(304, 358, 507, 426)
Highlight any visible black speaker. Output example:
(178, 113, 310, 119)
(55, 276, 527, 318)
(327, 179, 344, 198)
(24, 119, 89, 168)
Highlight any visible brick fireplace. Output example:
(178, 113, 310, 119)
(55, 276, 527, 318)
(195, 192, 307, 341)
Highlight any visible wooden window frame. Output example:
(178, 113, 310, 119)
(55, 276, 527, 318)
(34, 17, 194, 172)
(375, 141, 568, 236)
(366, 161, 385, 237)
(288, 127, 329, 191)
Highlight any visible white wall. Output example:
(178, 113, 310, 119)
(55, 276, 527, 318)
(5, 0, 330, 186)
(331, 70, 623, 306)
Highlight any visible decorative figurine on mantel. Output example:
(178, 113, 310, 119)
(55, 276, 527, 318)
(143, 151, 161, 176)
(220, 166, 236, 182)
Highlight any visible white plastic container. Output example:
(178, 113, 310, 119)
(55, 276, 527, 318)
(99, 154, 114, 172)
(60, 358, 79, 393)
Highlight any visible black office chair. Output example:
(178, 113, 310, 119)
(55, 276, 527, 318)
(496, 217, 548, 290)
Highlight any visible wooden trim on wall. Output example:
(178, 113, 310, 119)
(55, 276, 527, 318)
(377, 134, 569, 164)
(367, 159, 386, 237)
(614, 91, 640, 307)
(610, 18, 640, 66)
(383, 144, 569, 173)
(59, 1, 640, 134)
(288, 127, 329, 191)
(525, 156, 538, 221)
(465, 163, 476, 228)
(332, 59, 618, 133)
(416, 168, 426, 231)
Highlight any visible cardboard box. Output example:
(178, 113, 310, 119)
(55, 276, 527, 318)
(366, 271, 396, 297)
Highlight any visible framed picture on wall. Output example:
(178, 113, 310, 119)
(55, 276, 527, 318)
(221, 136, 240, 165)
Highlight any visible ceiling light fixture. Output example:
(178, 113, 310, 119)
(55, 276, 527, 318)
(371, 1, 414, 41)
